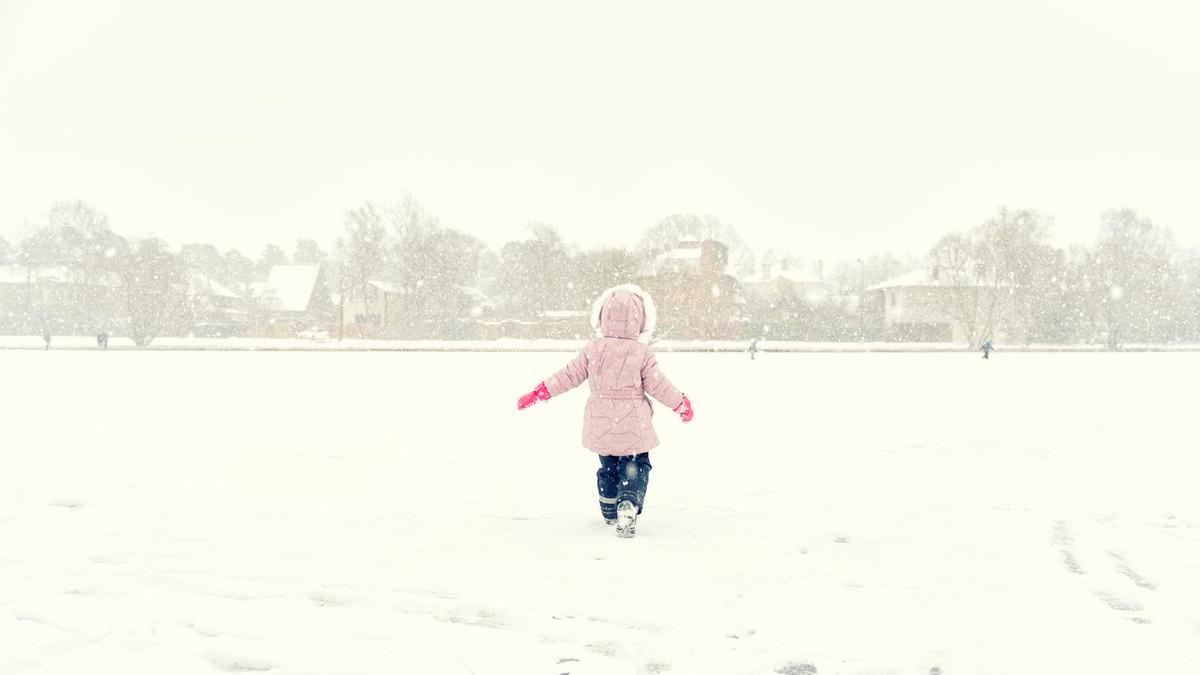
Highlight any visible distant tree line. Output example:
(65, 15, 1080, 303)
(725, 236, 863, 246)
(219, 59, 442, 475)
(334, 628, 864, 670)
(920, 207, 1199, 348)
(3, 198, 1198, 348)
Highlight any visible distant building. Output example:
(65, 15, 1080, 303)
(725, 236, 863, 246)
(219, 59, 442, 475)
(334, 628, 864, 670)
(737, 259, 837, 339)
(0, 264, 118, 334)
(251, 264, 336, 336)
(186, 268, 248, 337)
(741, 259, 830, 305)
(866, 267, 1009, 344)
(342, 281, 497, 339)
(640, 239, 740, 340)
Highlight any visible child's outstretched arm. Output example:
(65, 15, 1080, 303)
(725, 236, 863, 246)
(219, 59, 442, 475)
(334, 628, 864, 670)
(641, 352, 693, 422)
(516, 350, 589, 411)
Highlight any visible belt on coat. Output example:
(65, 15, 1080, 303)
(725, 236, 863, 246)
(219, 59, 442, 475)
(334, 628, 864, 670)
(594, 392, 646, 400)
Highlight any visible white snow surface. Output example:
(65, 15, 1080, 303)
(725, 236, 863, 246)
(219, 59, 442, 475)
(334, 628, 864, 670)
(2, 351, 1198, 674)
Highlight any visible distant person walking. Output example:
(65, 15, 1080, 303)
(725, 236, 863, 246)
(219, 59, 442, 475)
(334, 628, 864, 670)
(43, 332, 51, 350)
(748, 338, 759, 361)
(980, 339, 994, 360)
(97, 331, 109, 350)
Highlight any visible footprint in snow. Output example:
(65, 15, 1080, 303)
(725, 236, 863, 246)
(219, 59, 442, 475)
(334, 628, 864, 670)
(1094, 591, 1143, 613)
(202, 650, 274, 672)
(775, 663, 818, 674)
(1052, 519, 1158, 623)
(1108, 551, 1158, 590)
(308, 590, 360, 608)
(585, 641, 621, 658)
(437, 610, 506, 629)
(1051, 521, 1084, 574)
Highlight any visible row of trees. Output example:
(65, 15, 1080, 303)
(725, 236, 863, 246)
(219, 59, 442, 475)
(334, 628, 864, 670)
(926, 207, 1199, 348)
(3, 198, 1199, 347)
(1, 201, 192, 345)
(0, 199, 748, 342)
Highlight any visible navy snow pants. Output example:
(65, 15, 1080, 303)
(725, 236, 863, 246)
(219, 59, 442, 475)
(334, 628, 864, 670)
(597, 452, 652, 520)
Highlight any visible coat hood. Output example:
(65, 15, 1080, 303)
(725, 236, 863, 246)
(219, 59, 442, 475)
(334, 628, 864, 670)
(590, 284, 657, 343)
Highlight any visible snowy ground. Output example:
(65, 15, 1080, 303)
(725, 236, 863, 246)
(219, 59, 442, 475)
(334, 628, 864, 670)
(2, 351, 1198, 674)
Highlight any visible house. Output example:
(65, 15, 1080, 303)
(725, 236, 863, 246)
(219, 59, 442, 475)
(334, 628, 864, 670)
(0, 264, 118, 334)
(639, 239, 740, 340)
(866, 267, 1010, 344)
(186, 268, 248, 337)
(251, 264, 336, 337)
(340, 281, 497, 339)
(741, 259, 830, 305)
(737, 259, 842, 339)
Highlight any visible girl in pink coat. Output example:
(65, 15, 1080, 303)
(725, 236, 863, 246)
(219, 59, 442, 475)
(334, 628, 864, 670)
(516, 284, 694, 538)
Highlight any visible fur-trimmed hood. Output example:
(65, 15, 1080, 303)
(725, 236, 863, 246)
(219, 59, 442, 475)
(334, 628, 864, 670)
(590, 284, 657, 344)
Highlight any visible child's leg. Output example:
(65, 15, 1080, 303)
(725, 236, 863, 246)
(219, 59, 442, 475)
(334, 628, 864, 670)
(616, 452, 653, 514)
(596, 455, 620, 521)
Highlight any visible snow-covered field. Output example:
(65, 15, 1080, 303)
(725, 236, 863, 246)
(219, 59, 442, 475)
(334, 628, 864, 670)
(2, 351, 1198, 674)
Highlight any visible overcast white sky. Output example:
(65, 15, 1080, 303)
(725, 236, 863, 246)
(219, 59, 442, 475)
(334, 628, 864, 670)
(2, 0, 1198, 262)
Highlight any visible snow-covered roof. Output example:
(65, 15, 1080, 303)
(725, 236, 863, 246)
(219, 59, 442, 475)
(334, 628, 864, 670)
(655, 248, 703, 262)
(866, 268, 991, 291)
(369, 280, 403, 295)
(464, 287, 496, 309)
(740, 261, 825, 286)
(186, 268, 240, 299)
(775, 269, 823, 285)
(866, 269, 933, 290)
(260, 265, 321, 312)
(651, 248, 704, 277)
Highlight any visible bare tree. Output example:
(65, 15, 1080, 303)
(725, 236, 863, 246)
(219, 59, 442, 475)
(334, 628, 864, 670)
(974, 207, 1054, 343)
(496, 223, 573, 319)
(928, 231, 991, 347)
(222, 249, 255, 295)
(15, 201, 124, 333)
(115, 239, 191, 347)
(180, 243, 224, 275)
(339, 202, 389, 333)
(256, 244, 288, 279)
(569, 247, 643, 309)
(1091, 208, 1180, 348)
(637, 213, 755, 279)
(1179, 246, 1200, 342)
(293, 238, 325, 265)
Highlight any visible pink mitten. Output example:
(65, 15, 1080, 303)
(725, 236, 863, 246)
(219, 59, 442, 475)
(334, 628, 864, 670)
(517, 382, 551, 410)
(674, 394, 694, 422)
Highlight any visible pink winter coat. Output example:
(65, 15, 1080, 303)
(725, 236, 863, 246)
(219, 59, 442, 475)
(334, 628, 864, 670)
(544, 285, 685, 456)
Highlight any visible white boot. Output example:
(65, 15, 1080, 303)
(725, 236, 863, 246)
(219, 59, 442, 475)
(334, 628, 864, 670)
(615, 500, 637, 538)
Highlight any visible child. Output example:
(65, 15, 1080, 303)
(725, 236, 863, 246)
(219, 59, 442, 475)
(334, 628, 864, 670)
(516, 285, 693, 538)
